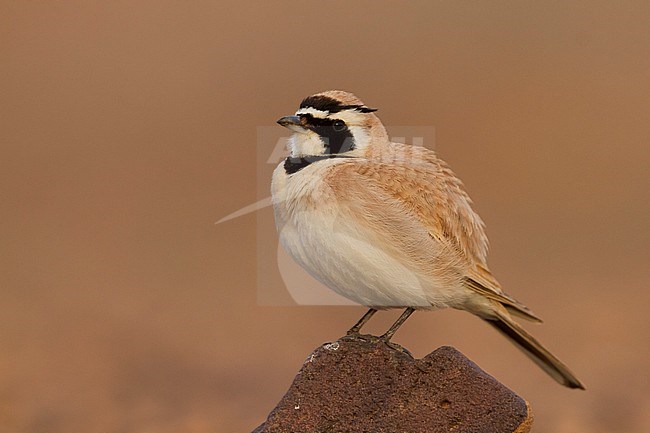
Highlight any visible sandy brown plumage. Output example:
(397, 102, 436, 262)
(272, 90, 584, 389)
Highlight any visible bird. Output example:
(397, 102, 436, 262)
(271, 90, 584, 389)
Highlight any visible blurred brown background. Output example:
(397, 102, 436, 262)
(2, 1, 649, 432)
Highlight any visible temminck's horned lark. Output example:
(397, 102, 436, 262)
(272, 90, 584, 389)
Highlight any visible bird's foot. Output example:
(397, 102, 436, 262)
(343, 332, 375, 342)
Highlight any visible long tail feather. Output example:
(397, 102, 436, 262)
(484, 312, 585, 389)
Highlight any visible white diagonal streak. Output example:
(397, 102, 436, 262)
(216, 196, 273, 224)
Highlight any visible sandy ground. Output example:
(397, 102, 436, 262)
(2, 2, 649, 432)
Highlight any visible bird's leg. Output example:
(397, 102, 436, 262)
(347, 308, 377, 335)
(380, 308, 415, 341)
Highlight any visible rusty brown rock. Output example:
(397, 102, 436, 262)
(253, 335, 532, 433)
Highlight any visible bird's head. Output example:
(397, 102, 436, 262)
(277, 90, 389, 158)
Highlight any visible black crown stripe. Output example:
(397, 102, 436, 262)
(299, 95, 377, 114)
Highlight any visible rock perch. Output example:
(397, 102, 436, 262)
(253, 335, 533, 433)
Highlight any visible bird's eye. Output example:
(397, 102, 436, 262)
(332, 120, 347, 132)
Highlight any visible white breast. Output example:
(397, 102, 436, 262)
(271, 160, 462, 309)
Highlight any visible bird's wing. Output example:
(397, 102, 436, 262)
(327, 145, 541, 320)
(321, 160, 465, 278)
(332, 145, 489, 265)
(465, 265, 542, 322)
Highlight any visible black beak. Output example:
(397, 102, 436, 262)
(277, 115, 303, 130)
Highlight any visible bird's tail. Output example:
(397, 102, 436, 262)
(483, 310, 585, 389)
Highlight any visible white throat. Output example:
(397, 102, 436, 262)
(288, 131, 327, 157)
